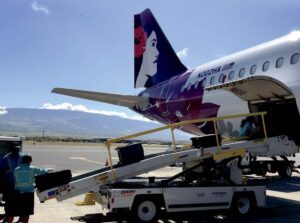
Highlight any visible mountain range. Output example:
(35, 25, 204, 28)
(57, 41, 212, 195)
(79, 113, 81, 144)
(0, 108, 191, 141)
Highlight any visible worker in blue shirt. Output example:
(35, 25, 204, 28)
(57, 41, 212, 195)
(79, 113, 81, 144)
(6, 155, 48, 223)
(0, 142, 23, 222)
(239, 116, 255, 138)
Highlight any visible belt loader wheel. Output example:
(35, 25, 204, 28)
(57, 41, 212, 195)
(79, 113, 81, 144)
(132, 198, 158, 223)
(231, 193, 254, 216)
(278, 164, 293, 178)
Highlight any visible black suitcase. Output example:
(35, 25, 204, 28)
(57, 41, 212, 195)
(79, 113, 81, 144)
(35, 170, 72, 192)
(116, 143, 144, 166)
(191, 134, 222, 148)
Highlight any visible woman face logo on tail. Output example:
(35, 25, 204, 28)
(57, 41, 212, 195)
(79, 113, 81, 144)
(142, 31, 159, 76)
(135, 27, 159, 88)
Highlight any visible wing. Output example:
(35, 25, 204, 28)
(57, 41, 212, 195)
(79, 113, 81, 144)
(52, 88, 149, 109)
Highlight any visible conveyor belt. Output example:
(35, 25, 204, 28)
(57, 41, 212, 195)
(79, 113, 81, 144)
(37, 148, 203, 202)
(71, 150, 171, 182)
(37, 135, 298, 203)
(71, 166, 117, 182)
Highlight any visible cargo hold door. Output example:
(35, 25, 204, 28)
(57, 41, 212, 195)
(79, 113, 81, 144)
(205, 75, 300, 144)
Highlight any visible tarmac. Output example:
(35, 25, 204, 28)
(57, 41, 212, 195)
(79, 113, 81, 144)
(1, 144, 300, 223)
(1, 171, 300, 223)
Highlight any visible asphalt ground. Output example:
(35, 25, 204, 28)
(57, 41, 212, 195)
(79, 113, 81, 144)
(1, 142, 300, 223)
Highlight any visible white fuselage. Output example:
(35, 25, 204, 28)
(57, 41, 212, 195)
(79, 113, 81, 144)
(189, 31, 300, 113)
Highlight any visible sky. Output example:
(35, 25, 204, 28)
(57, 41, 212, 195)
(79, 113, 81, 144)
(1, 0, 300, 120)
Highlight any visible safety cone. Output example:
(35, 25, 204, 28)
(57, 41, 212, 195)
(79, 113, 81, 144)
(105, 157, 109, 166)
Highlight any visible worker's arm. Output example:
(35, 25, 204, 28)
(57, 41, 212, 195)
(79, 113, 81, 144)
(32, 166, 49, 176)
(0, 157, 9, 173)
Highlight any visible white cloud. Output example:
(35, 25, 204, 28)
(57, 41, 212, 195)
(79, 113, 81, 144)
(176, 48, 188, 59)
(41, 103, 156, 123)
(0, 107, 8, 115)
(31, 1, 50, 15)
(216, 53, 225, 58)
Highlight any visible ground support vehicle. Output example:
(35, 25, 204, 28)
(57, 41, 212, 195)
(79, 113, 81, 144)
(188, 134, 298, 178)
(242, 155, 296, 178)
(36, 133, 289, 203)
(97, 157, 265, 223)
(36, 112, 297, 221)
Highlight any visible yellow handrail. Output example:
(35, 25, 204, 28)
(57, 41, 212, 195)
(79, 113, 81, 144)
(105, 111, 267, 146)
(103, 111, 268, 180)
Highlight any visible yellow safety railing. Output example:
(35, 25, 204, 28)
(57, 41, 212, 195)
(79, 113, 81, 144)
(104, 111, 268, 178)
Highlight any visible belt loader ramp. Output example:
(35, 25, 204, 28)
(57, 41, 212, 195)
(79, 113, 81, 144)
(36, 112, 297, 220)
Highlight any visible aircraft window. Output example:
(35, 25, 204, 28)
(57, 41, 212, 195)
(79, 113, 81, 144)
(228, 71, 235, 80)
(210, 76, 215, 85)
(219, 74, 225, 83)
(250, 65, 257, 75)
(238, 68, 245, 78)
(291, 53, 299, 64)
(276, 57, 284, 68)
(262, 61, 270, 72)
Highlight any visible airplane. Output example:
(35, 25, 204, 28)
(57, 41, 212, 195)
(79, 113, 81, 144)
(52, 8, 300, 144)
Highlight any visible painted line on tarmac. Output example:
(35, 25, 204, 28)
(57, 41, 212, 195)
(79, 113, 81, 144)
(267, 190, 300, 204)
(69, 157, 104, 165)
(69, 156, 119, 165)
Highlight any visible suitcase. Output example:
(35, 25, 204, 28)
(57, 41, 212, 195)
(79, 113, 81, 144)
(35, 170, 72, 192)
(191, 134, 222, 148)
(116, 143, 144, 166)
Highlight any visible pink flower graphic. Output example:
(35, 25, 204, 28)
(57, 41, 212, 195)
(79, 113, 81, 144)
(134, 27, 146, 58)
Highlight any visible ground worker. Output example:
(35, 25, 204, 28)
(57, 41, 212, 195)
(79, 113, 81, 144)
(239, 116, 255, 137)
(0, 142, 23, 222)
(6, 155, 48, 223)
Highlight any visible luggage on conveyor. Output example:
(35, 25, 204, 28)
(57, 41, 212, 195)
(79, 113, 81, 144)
(116, 143, 144, 165)
(191, 134, 222, 148)
(35, 170, 72, 192)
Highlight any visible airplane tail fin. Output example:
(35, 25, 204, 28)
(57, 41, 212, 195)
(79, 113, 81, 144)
(134, 9, 187, 88)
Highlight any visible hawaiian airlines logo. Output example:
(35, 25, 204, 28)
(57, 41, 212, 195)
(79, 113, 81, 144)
(181, 62, 235, 92)
(134, 27, 146, 58)
(134, 26, 159, 88)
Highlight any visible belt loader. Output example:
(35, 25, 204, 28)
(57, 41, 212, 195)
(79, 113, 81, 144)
(36, 112, 298, 222)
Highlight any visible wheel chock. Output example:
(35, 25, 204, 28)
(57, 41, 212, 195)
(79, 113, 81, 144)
(74, 192, 96, 205)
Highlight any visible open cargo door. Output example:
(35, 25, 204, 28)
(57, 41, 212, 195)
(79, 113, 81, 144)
(205, 75, 300, 145)
(205, 76, 293, 103)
